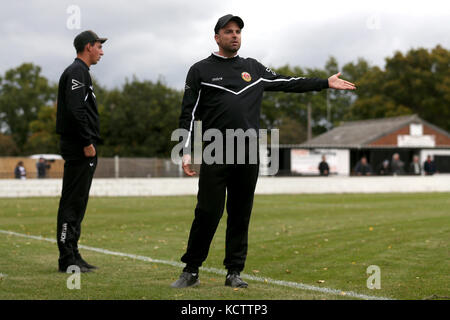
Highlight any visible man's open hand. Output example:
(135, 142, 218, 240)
(328, 72, 356, 90)
(182, 154, 197, 176)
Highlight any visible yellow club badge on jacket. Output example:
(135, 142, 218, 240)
(241, 72, 252, 82)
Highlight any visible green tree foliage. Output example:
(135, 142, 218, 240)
(0, 133, 19, 155)
(99, 77, 182, 157)
(277, 116, 307, 144)
(24, 104, 59, 155)
(344, 45, 450, 131)
(0, 63, 56, 151)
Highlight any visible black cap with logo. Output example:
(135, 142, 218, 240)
(73, 30, 107, 52)
(214, 14, 244, 34)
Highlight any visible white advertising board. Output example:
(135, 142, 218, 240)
(291, 149, 350, 176)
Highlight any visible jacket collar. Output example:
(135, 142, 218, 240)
(75, 57, 90, 70)
(211, 52, 239, 60)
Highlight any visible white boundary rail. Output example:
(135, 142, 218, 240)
(0, 175, 449, 198)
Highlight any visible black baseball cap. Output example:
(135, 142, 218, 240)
(74, 30, 107, 52)
(214, 14, 244, 34)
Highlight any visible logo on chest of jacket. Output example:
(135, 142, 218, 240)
(241, 72, 252, 82)
(212, 77, 223, 82)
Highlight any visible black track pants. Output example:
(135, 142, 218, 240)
(181, 163, 259, 272)
(56, 155, 97, 267)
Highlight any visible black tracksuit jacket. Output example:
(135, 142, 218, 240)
(56, 58, 101, 148)
(179, 53, 329, 148)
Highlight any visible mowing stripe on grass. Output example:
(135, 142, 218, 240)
(0, 229, 393, 300)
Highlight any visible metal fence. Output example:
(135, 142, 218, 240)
(0, 157, 186, 179)
(95, 157, 184, 178)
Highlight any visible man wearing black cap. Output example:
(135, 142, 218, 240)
(171, 14, 356, 288)
(56, 30, 107, 273)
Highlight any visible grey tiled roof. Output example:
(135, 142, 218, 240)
(299, 114, 439, 148)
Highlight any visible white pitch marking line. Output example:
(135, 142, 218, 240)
(0, 229, 393, 300)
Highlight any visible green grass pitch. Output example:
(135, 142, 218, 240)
(0, 193, 448, 300)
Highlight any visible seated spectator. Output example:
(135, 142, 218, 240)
(318, 155, 330, 176)
(354, 156, 372, 176)
(423, 155, 437, 175)
(390, 153, 405, 175)
(377, 159, 390, 175)
(409, 155, 421, 175)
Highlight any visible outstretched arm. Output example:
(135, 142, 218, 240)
(258, 60, 356, 93)
(328, 72, 356, 90)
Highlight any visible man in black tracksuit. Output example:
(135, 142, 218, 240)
(56, 30, 107, 273)
(171, 15, 356, 288)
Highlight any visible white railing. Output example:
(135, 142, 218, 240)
(0, 175, 449, 198)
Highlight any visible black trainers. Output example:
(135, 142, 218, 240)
(171, 271, 200, 288)
(74, 252, 98, 270)
(225, 271, 248, 288)
(58, 264, 91, 273)
(77, 258, 98, 270)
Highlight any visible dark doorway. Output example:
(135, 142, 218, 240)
(435, 155, 450, 173)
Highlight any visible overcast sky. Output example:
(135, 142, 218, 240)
(1, 0, 449, 90)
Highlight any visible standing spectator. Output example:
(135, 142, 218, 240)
(409, 155, 421, 175)
(423, 155, 437, 175)
(390, 153, 405, 175)
(354, 156, 372, 176)
(36, 157, 48, 178)
(318, 155, 330, 176)
(14, 161, 26, 180)
(377, 159, 390, 175)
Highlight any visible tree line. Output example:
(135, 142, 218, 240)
(0, 45, 448, 157)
